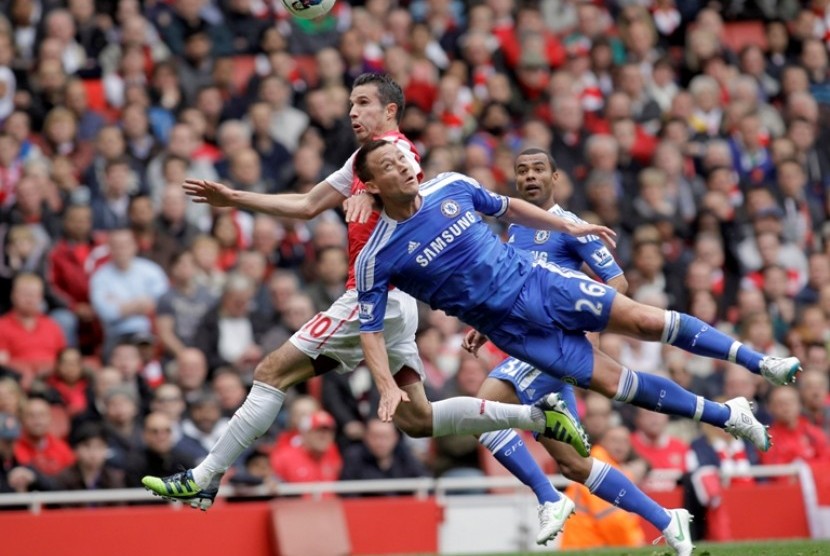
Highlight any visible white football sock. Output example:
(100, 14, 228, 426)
(431, 397, 544, 437)
(192, 381, 285, 487)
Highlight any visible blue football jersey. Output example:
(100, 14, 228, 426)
(356, 172, 533, 334)
(507, 205, 622, 282)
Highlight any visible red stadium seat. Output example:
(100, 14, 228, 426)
(722, 21, 767, 52)
(270, 498, 351, 556)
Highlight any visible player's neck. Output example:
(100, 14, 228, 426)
(365, 124, 398, 142)
(538, 197, 556, 212)
(384, 194, 421, 221)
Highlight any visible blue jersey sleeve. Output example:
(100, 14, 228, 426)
(356, 233, 392, 332)
(571, 238, 624, 282)
(462, 177, 509, 217)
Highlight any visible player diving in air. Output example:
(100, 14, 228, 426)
(142, 74, 604, 509)
(353, 139, 803, 556)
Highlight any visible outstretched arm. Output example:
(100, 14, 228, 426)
(360, 331, 410, 422)
(183, 178, 347, 220)
(501, 198, 617, 248)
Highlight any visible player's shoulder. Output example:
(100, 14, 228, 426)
(551, 204, 585, 224)
(552, 205, 601, 245)
(420, 172, 481, 197)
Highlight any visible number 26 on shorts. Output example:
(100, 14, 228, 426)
(574, 281, 605, 317)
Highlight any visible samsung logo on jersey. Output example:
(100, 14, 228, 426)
(415, 211, 477, 267)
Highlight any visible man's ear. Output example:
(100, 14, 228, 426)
(386, 103, 397, 122)
(364, 179, 380, 194)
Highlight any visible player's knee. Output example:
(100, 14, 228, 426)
(393, 404, 433, 438)
(395, 417, 432, 438)
(557, 453, 591, 483)
(633, 306, 665, 340)
(253, 355, 290, 389)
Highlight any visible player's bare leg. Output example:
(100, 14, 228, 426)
(390, 368, 587, 455)
(141, 341, 324, 509)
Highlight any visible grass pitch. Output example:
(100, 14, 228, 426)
(474, 539, 830, 556)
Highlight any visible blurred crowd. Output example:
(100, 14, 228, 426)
(0, 0, 829, 543)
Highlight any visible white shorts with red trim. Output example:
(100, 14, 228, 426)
(289, 289, 423, 378)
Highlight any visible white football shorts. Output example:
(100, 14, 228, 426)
(289, 289, 424, 378)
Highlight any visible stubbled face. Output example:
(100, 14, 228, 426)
(515, 152, 555, 207)
(365, 144, 418, 201)
(349, 84, 390, 143)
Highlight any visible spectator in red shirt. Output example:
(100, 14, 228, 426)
(46, 204, 106, 350)
(13, 396, 75, 476)
(44, 347, 90, 418)
(761, 386, 830, 466)
(799, 370, 830, 438)
(0, 273, 66, 386)
(630, 407, 688, 491)
(270, 409, 342, 487)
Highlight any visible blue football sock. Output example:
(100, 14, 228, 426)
(586, 459, 671, 531)
(615, 368, 731, 427)
(480, 429, 561, 504)
(662, 311, 764, 373)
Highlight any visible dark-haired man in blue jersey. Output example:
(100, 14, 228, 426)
(354, 139, 802, 555)
(471, 148, 689, 552)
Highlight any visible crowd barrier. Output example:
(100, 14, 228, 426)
(0, 463, 825, 556)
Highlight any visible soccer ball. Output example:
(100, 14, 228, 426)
(281, 0, 336, 19)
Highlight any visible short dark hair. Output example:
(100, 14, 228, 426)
(352, 73, 405, 123)
(515, 147, 558, 172)
(354, 138, 394, 183)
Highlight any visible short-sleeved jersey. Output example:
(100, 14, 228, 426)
(324, 131, 421, 290)
(507, 204, 622, 282)
(356, 172, 533, 334)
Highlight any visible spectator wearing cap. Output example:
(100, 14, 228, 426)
(14, 396, 75, 476)
(270, 409, 342, 487)
(0, 273, 66, 386)
(179, 391, 229, 461)
(90, 228, 169, 356)
(54, 421, 125, 491)
(340, 418, 426, 490)
(125, 411, 196, 487)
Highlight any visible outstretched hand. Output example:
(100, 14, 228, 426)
(462, 329, 488, 357)
(571, 223, 617, 249)
(343, 192, 377, 224)
(378, 387, 411, 422)
(182, 179, 235, 207)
